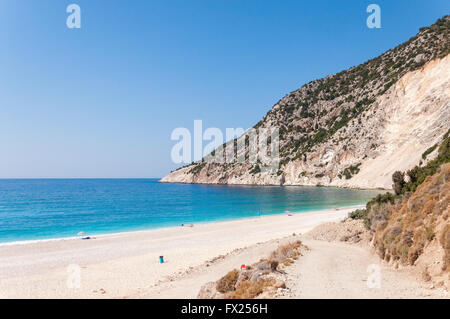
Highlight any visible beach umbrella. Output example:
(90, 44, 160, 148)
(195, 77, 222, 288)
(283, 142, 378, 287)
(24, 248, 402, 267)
(77, 231, 85, 237)
(285, 210, 291, 213)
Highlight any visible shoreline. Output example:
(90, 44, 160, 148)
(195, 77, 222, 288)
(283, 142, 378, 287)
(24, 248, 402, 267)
(158, 179, 391, 191)
(0, 204, 366, 247)
(0, 206, 357, 298)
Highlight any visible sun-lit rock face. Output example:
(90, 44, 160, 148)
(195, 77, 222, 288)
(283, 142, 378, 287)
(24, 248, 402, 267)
(161, 16, 450, 189)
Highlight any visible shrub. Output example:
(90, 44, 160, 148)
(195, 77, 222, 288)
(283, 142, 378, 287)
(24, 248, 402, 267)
(216, 269, 239, 293)
(395, 131, 450, 194)
(189, 162, 206, 176)
(270, 241, 303, 262)
(227, 278, 275, 299)
(348, 209, 365, 219)
(392, 171, 405, 195)
(367, 192, 398, 207)
(361, 193, 400, 230)
(341, 163, 362, 180)
(249, 165, 261, 175)
(422, 144, 438, 160)
(348, 209, 371, 228)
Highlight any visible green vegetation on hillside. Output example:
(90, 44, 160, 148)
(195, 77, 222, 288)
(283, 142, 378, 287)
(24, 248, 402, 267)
(372, 164, 449, 267)
(339, 163, 362, 180)
(273, 15, 449, 167)
(350, 129, 450, 230)
(422, 143, 438, 160)
(393, 129, 450, 195)
(348, 130, 450, 269)
(175, 16, 449, 179)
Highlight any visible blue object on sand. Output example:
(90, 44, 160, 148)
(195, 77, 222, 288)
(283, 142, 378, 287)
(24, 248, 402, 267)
(159, 256, 164, 264)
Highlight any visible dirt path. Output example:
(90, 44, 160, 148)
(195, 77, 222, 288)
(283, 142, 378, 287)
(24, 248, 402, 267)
(282, 240, 447, 299)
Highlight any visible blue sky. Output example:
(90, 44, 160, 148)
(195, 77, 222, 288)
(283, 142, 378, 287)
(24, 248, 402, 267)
(0, 0, 448, 178)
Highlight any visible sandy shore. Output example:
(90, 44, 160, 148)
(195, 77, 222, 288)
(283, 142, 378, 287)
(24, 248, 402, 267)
(0, 207, 354, 299)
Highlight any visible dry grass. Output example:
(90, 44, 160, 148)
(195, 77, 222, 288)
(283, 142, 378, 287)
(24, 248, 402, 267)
(373, 164, 449, 269)
(269, 240, 303, 263)
(441, 224, 450, 271)
(216, 269, 239, 293)
(282, 258, 294, 266)
(210, 239, 305, 299)
(227, 278, 275, 299)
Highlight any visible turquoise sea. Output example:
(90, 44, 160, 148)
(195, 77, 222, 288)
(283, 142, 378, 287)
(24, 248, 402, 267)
(0, 179, 383, 243)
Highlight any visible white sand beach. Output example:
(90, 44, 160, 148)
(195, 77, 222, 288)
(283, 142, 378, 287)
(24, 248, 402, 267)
(0, 207, 353, 299)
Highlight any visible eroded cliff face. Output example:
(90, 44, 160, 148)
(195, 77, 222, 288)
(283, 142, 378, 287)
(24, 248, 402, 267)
(161, 17, 450, 189)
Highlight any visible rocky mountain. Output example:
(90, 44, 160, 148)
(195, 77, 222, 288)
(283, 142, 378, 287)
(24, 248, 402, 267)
(161, 16, 450, 189)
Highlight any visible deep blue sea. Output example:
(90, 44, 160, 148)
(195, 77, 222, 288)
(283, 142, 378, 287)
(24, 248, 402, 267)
(0, 179, 383, 243)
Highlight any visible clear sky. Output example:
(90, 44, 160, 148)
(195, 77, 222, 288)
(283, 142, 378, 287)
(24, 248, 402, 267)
(0, 0, 448, 178)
